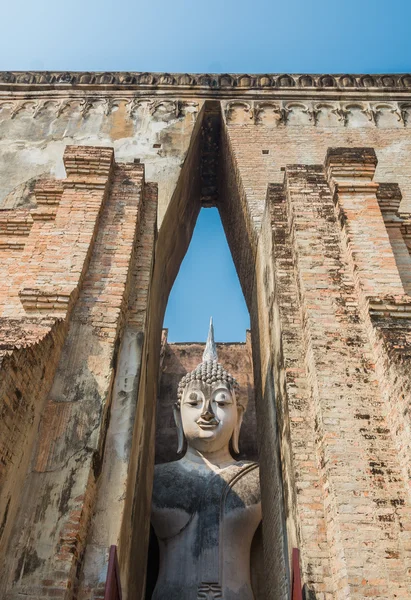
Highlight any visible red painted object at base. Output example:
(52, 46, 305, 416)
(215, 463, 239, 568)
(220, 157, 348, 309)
(104, 545, 122, 600)
(291, 548, 303, 600)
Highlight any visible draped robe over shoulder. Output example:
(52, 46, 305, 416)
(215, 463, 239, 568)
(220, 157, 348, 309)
(151, 459, 261, 600)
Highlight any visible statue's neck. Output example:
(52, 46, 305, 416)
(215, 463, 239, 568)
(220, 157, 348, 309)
(184, 446, 235, 470)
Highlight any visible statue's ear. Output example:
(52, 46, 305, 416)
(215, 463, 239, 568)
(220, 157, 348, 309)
(173, 403, 185, 454)
(232, 404, 244, 455)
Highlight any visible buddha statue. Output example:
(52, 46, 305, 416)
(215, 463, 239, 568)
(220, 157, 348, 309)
(151, 320, 261, 600)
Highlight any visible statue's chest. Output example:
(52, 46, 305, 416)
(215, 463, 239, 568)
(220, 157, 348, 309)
(152, 463, 259, 510)
(151, 463, 260, 543)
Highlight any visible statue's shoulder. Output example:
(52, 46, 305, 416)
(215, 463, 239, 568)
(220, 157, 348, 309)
(236, 459, 259, 474)
(227, 460, 260, 507)
(153, 459, 195, 491)
(153, 459, 185, 482)
(152, 459, 205, 512)
(154, 460, 181, 472)
(233, 459, 260, 488)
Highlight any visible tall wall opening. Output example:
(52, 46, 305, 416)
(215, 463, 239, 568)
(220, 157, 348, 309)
(124, 100, 290, 600)
(163, 207, 250, 343)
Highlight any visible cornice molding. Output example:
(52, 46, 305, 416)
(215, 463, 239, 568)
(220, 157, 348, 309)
(2, 98, 411, 129)
(1, 71, 411, 95)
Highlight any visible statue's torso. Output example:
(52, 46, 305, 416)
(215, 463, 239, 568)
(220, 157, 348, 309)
(151, 458, 261, 600)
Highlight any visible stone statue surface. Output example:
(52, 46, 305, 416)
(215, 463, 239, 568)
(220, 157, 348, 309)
(151, 319, 261, 600)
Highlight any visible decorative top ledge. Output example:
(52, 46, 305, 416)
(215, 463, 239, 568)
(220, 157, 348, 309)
(1, 71, 411, 93)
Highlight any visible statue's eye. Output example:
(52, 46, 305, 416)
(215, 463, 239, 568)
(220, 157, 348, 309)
(215, 391, 230, 405)
(188, 392, 199, 406)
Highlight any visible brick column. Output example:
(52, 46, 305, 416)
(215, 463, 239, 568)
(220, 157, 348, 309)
(326, 150, 411, 533)
(2, 152, 146, 600)
(264, 184, 333, 598)
(376, 183, 411, 294)
(77, 182, 158, 600)
(325, 147, 404, 297)
(19, 146, 114, 315)
(283, 163, 411, 600)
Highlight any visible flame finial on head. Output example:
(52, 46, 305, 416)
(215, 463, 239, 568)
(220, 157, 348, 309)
(202, 317, 218, 362)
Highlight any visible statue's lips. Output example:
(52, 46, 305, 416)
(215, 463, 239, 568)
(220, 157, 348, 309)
(196, 420, 219, 429)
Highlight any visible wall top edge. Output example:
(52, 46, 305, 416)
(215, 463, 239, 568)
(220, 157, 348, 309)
(1, 71, 411, 93)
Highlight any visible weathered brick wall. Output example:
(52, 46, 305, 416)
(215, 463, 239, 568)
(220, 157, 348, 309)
(222, 112, 411, 598)
(369, 304, 411, 496)
(2, 74, 411, 600)
(0, 95, 203, 224)
(261, 183, 333, 599)
(0, 146, 114, 318)
(223, 111, 411, 213)
(77, 179, 159, 600)
(218, 119, 258, 306)
(0, 318, 67, 562)
(250, 205, 294, 600)
(283, 162, 411, 599)
(376, 183, 411, 294)
(0, 148, 151, 600)
(325, 148, 411, 512)
(74, 179, 157, 599)
(219, 125, 291, 599)
(0, 145, 119, 592)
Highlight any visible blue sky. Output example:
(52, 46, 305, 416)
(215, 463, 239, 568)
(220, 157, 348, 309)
(164, 209, 249, 342)
(2, 0, 410, 341)
(1, 0, 410, 74)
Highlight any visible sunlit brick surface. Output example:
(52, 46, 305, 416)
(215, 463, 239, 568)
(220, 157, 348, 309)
(1, 74, 411, 600)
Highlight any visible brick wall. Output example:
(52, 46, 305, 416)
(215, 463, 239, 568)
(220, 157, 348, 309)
(1, 88, 411, 600)
(77, 178, 159, 600)
(0, 318, 67, 563)
(219, 124, 290, 599)
(1, 149, 148, 600)
(264, 183, 332, 599)
(284, 163, 411, 599)
(0, 145, 118, 596)
(222, 115, 411, 598)
(224, 117, 411, 214)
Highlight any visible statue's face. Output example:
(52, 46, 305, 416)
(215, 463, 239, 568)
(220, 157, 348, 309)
(180, 380, 238, 453)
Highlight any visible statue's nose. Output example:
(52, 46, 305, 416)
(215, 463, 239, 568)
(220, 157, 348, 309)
(201, 408, 215, 422)
(201, 399, 215, 421)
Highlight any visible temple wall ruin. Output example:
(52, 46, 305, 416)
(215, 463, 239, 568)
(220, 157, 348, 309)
(1, 72, 411, 600)
(0, 93, 202, 224)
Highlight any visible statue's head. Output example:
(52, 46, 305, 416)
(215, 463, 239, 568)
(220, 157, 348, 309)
(174, 319, 245, 455)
